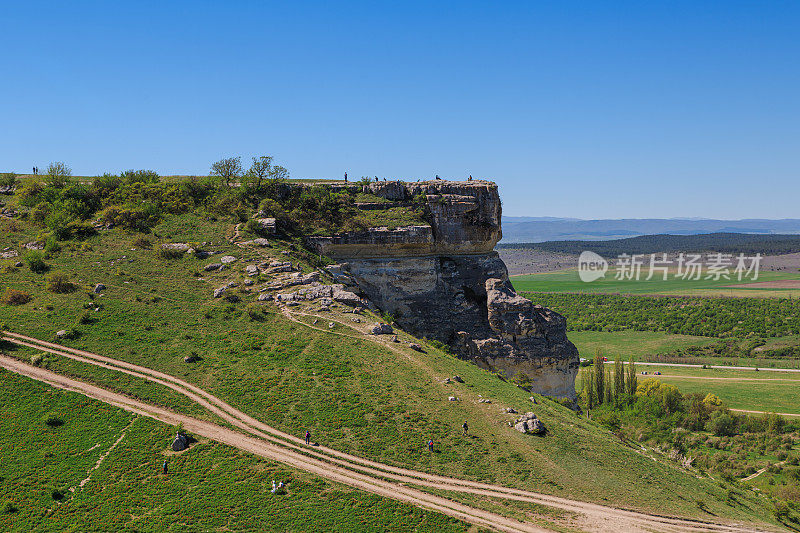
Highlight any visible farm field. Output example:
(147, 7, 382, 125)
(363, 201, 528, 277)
(513, 268, 800, 297)
(0, 369, 469, 532)
(568, 330, 717, 361)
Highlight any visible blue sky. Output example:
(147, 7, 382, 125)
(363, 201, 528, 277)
(2, 1, 798, 218)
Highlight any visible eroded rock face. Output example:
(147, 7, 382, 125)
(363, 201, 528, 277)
(306, 181, 579, 398)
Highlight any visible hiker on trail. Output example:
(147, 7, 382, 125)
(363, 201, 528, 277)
(32, 166, 36, 175)
(305, 430, 311, 445)
(468, 175, 472, 181)
(162, 461, 168, 474)
(435, 174, 440, 180)
(344, 172, 347, 182)
(427, 439, 434, 452)
(462, 421, 469, 436)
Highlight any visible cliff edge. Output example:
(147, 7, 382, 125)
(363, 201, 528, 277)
(308, 180, 579, 398)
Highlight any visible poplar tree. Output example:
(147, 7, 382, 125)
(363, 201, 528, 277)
(593, 349, 605, 405)
(626, 354, 638, 396)
(614, 356, 625, 402)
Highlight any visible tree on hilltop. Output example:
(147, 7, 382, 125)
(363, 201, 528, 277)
(46, 161, 72, 188)
(211, 157, 243, 187)
(247, 156, 273, 192)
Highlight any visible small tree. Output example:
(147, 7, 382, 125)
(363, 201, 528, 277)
(46, 162, 72, 188)
(210, 157, 243, 187)
(247, 156, 273, 192)
(626, 354, 637, 396)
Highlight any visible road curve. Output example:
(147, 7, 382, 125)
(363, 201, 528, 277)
(1, 331, 773, 532)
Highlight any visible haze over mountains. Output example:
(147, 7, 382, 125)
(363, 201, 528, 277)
(501, 217, 800, 243)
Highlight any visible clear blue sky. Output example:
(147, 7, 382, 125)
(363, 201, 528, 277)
(2, 1, 798, 219)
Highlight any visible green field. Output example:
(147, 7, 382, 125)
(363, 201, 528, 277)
(568, 330, 717, 360)
(512, 268, 800, 297)
(0, 369, 471, 532)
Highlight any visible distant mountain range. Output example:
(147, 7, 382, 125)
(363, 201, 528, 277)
(500, 217, 800, 243)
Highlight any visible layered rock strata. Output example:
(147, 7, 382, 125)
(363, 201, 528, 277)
(308, 180, 579, 398)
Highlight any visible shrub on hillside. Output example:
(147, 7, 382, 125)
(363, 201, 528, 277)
(132, 236, 152, 249)
(1, 289, 32, 305)
(0, 172, 18, 189)
(46, 272, 76, 293)
(25, 251, 48, 273)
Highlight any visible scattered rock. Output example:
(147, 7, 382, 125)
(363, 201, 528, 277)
(55, 330, 67, 339)
(448, 396, 459, 401)
(252, 238, 271, 247)
(254, 217, 276, 234)
(451, 375, 464, 383)
(213, 287, 226, 298)
(93, 283, 106, 294)
(220, 255, 237, 264)
(478, 398, 492, 403)
(529, 396, 538, 404)
(245, 265, 259, 276)
(328, 322, 335, 328)
(408, 343, 425, 353)
(172, 432, 189, 452)
(370, 323, 393, 335)
(351, 317, 361, 323)
(332, 289, 361, 307)
(257, 293, 273, 301)
(0, 249, 19, 259)
(161, 243, 190, 252)
(204, 263, 222, 272)
(24, 241, 44, 250)
(505, 407, 517, 414)
(184, 354, 201, 363)
(513, 412, 545, 435)
(225, 281, 238, 289)
(14, 261, 23, 267)
(391, 335, 399, 343)
(243, 278, 254, 286)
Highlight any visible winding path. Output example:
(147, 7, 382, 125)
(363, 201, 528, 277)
(0, 331, 774, 532)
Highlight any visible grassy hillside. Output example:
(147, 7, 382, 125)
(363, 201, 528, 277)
(0, 369, 470, 532)
(0, 179, 785, 527)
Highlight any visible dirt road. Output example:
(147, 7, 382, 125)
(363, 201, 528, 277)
(1, 331, 774, 532)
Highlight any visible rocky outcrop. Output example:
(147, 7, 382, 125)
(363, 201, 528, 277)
(306, 180, 578, 398)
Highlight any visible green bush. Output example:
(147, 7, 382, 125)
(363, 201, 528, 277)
(706, 411, 737, 437)
(1, 289, 32, 305)
(47, 271, 76, 293)
(0, 172, 17, 188)
(30, 354, 43, 367)
(25, 251, 48, 273)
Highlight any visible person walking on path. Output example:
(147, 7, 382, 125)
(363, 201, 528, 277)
(462, 421, 469, 436)
(162, 460, 168, 475)
(305, 430, 311, 445)
(427, 438, 434, 452)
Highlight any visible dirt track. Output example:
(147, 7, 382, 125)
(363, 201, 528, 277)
(0, 331, 775, 532)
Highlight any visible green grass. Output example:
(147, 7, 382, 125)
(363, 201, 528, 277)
(568, 330, 717, 360)
(512, 268, 800, 297)
(0, 213, 782, 526)
(0, 369, 471, 532)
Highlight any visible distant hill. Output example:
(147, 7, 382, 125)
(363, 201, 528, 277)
(500, 217, 800, 243)
(496, 232, 800, 257)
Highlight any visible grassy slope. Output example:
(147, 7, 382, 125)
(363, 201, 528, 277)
(512, 269, 800, 297)
(0, 214, 780, 526)
(0, 369, 470, 532)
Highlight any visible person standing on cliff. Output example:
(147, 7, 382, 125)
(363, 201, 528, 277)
(344, 172, 347, 182)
